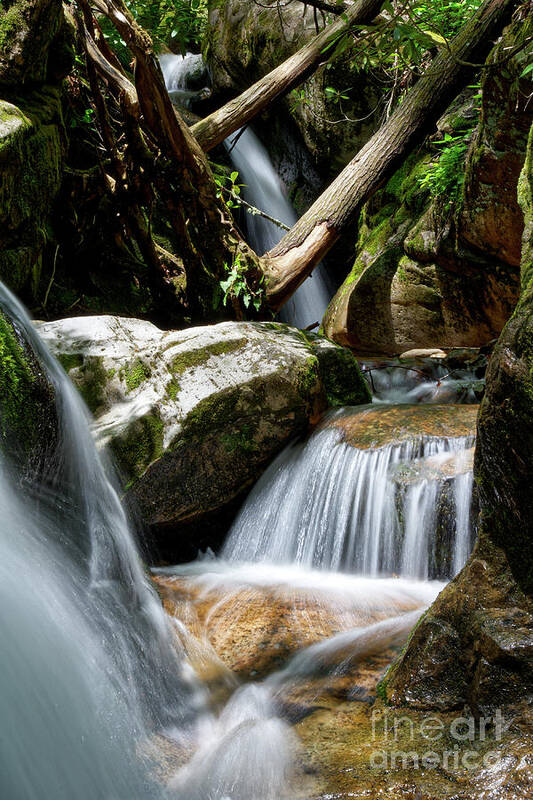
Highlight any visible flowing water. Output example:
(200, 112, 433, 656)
(1, 57, 482, 797)
(0, 284, 291, 799)
(223, 409, 475, 580)
(159, 51, 332, 329)
(159, 52, 209, 108)
(224, 127, 331, 329)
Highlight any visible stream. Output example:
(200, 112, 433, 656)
(0, 55, 484, 800)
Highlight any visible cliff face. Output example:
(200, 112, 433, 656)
(0, 0, 71, 297)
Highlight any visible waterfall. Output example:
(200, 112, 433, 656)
(0, 283, 292, 799)
(159, 51, 208, 107)
(225, 128, 331, 329)
(0, 284, 189, 796)
(223, 407, 476, 579)
(158, 52, 331, 329)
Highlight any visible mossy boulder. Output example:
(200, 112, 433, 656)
(384, 122, 533, 714)
(0, 87, 65, 293)
(0, 0, 71, 297)
(0, 307, 57, 481)
(0, 0, 65, 86)
(39, 316, 369, 558)
(324, 22, 531, 354)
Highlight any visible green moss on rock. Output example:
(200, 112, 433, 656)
(123, 358, 150, 393)
(111, 410, 165, 484)
(170, 338, 246, 376)
(0, 311, 34, 431)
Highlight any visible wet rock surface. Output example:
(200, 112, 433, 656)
(154, 566, 533, 800)
(384, 119, 533, 719)
(328, 404, 478, 450)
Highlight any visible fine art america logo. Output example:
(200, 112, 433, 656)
(370, 709, 505, 771)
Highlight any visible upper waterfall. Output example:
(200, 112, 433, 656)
(225, 127, 331, 329)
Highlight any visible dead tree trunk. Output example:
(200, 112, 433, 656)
(263, 0, 519, 309)
(192, 0, 384, 151)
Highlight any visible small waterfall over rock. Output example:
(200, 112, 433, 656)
(223, 405, 477, 579)
(159, 51, 209, 107)
(225, 127, 331, 329)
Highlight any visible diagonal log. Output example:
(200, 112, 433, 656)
(262, 0, 520, 309)
(191, 0, 385, 151)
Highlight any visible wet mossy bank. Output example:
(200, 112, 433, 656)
(0, 0, 72, 298)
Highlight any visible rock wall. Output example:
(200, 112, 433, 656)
(323, 20, 532, 353)
(0, 0, 71, 297)
(384, 121, 533, 714)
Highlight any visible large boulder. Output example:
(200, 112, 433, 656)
(383, 122, 533, 714)
(39, 316, 370, 558)
(323, 20, 531, 353)
(0, 0, 71, 296)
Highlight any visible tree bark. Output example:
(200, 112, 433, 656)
(85, 0, 263, 319)
(263, 0, 520, 309)
(191, 0, 384, 151)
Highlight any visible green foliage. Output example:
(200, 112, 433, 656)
(319, 0, 483, 115)
(412, 0, 483, 39)
(213, 168, 244, 209)
(0, 315, 34, 430)
(219, 253, 265, 313)
(418, 132, 470, 211)
(100, 0, 208, 66)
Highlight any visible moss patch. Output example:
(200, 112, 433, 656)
(170, 338, 246, 376)
(0, 311, 34, 432)
(111, 410, 165, 482)
(123, 358, 150, 393)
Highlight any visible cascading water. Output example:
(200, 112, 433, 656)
(224, 127, 331, 329)
(158, 52, 332, 329)
(0, 283, 187, 796)
(159, 52, 209, 108)
(223, 407, 476, 580)
(0, 283, 291, 799)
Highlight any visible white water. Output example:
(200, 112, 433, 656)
(361, 358, 485, 404)
(0, 284, 185, 797)
(225, 127, 331, 329)
(159, 52, 208, 108)
(0, 284, 291, 799)
(223, 409, 475, 579)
